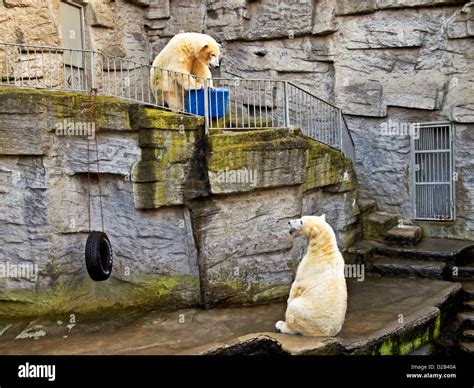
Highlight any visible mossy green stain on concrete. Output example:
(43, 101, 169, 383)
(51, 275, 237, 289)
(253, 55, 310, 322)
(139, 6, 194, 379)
(132, 125, 201, 208)
(132, 275, 200, 306)
(134, 106, 204, 130)
(0, 274, 200, 318)
(304, 139, 354, 191)
(0, 86, 133, 132)
(371, 314, 442, 355)
(378, 337, 394, 355)
(138, 126, 198, 149)
(132, 108, 204, 207)
(207, 128, 306, 172)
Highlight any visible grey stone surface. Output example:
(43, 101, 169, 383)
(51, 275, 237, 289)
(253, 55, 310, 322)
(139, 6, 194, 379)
(89, 1, 115, 28)
(368, 256, 447, 279)
(238, 0, 313, 41)
(4, 1, 471, 241)
(377, 0, 469, 10)
(313, 0, 338, 35)
(336, 0, 377, 16)
(0, 1, 61, 46)
(0, 91, 201, 313)
(0, 90, 48, 155)
(147, 0, 170, 19)
(220, 37, 335, 102)
(1, 0, 473, 318)
(0, 156, 50, 291)
(385, 225, 423, 246)
(0, 89, 359, 315)
(59, 133, 139, 177)
(207, 129, 307, 195)
(348, 110, 474, 240)
(190, 186, 302, 307)
(447, 3, 474, 39)
(303, 188, 360, 250)
(41, 170, 200, 283)
(150, 0, 206, 39)
(128, 0, 151, 7)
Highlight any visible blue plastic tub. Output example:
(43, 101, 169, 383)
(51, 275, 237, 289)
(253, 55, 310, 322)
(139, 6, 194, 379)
(186, 88, 229, 119)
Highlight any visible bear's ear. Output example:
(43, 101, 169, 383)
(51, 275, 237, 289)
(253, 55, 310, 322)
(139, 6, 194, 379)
(201, 43, 209, 50)
(320, 214, 326, 221)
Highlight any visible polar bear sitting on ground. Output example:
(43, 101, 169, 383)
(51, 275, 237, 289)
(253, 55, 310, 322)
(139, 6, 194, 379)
(276, 215, 347, 336)
(150, 32, 221, 111)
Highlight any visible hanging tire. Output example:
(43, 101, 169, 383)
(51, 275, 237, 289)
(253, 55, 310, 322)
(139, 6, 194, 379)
(85, 231, 113, 281)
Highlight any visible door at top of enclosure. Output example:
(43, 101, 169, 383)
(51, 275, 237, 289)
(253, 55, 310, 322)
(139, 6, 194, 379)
(60, 1, 87, 90)
(411, 122, 454, 221)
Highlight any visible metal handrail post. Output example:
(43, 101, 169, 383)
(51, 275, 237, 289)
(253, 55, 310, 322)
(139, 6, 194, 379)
(339, 108, 344, 154)
(283, 81, 290, 128)
(89, 49, 96, 92)
(203, 78, 209, 135)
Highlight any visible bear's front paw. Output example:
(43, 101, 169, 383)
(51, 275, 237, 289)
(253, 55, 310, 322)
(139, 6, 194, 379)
(275, 320, 285, 332)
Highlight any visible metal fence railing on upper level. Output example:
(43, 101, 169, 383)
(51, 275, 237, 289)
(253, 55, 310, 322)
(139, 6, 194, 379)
(0, 42, 355, 160)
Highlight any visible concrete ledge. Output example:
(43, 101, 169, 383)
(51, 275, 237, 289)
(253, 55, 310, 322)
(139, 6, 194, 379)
(0, 278, 460, 355)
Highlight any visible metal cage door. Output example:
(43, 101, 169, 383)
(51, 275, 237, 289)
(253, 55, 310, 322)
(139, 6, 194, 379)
(60, 1, 86, 91)
(412, 123, 454, 221)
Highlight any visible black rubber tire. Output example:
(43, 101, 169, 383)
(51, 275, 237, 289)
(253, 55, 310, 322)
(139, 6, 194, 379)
(85, 231, 113, 281)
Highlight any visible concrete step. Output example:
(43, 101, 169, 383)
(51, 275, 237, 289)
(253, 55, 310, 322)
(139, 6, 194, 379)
(373, 237, 474, 263)
(363, 211, 400, 243)
(464, 300, 474, 311)
(457, 263, 474, 279)
(345, 240, 375, 264)
(384, 225, 423, 247)
(458, 311, 474, 328)
(357, 198, 377, 215)
(368, 256, 446, 279)
(458, 341, 474, 354)
(463, 329, 474, 340)
(462, 281, 474, 299)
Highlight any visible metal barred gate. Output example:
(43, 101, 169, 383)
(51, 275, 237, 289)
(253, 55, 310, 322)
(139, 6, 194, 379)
(412, 123, 454, 221)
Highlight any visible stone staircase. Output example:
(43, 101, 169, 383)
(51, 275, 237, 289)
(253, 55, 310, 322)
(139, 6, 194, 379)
(359, 198, 423, 247)
(458, 282, 474, 354)
(350, 198, 474, 282)
(349, 198, 474, 354)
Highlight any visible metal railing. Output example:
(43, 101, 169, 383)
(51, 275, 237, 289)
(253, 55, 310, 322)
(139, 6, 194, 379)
(0, 42, 354, 160)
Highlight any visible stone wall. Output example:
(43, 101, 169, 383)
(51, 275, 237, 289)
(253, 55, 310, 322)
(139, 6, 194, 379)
(144, 0, 474, 240)
(0, 0, 151, 63)
(3, 1, 471, 239)
(0, 87, 358, 316)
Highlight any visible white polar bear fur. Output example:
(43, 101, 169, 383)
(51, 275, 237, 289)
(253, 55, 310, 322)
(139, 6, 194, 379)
(149, 32, 220, 111)
(276, 215, 347, 336)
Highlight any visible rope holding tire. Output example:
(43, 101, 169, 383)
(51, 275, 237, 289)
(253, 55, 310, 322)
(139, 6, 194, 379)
(84, 96, 113, 281)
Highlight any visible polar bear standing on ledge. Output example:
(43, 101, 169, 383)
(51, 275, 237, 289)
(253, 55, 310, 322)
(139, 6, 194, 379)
(150, 32, 221, 111)
(276, 215, 347, 336)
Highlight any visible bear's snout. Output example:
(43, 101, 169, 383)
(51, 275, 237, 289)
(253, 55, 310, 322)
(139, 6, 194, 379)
(288, 218, 304, 235)
(210, 55, 220, 68)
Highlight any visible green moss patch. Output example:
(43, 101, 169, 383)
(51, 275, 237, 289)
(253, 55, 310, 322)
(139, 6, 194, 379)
(0, 274, 200, 319)
(369, 314, 442, 355)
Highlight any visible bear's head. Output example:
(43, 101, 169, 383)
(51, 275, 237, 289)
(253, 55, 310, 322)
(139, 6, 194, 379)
(288, 215, 334, 241)
(197, 35, 221, 68)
